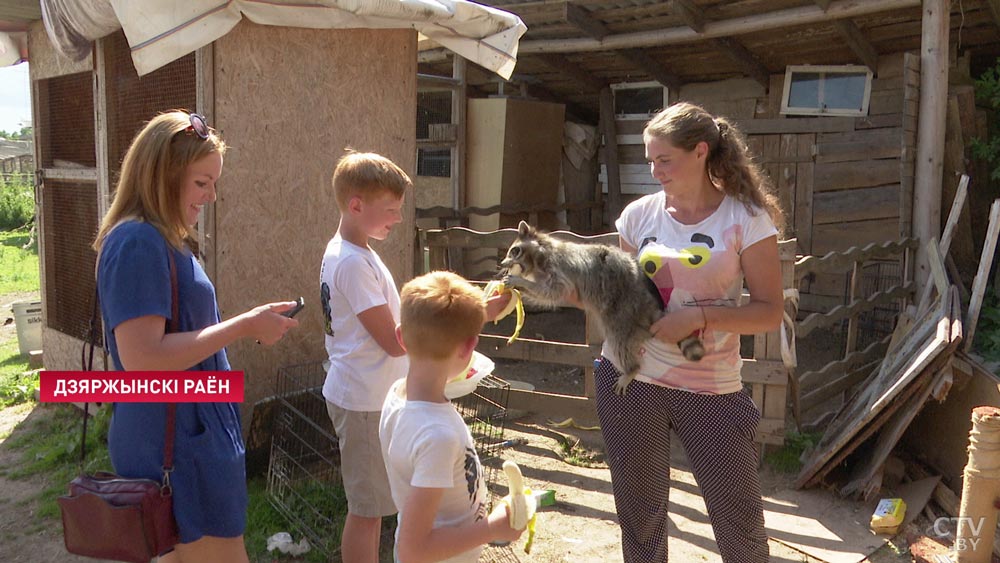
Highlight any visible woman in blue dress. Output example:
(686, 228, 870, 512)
(92, 110, 299, 562)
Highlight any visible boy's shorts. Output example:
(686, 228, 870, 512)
(325, 401, 397, 518)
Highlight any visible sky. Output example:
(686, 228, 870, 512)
(0, 63, 31, 134)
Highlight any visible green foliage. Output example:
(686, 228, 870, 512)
(972, 57, 1000, 182)
(0, 337, 35, 408)
(765, 431, 822, 473)
(0, 127, 32, 140)
(0, 178, 34, 231)
(0, 229, 39, 294)
(4, 404, 112, 520)
(973, 290, 1000, 362)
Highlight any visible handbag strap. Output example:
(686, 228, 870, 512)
(81, 241, 181, 487)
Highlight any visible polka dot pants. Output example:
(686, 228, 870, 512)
(594, 358, 769, 563)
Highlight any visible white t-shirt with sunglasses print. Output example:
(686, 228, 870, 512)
(608, 192, 778, 395)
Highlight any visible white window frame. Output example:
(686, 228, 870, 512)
(611, 81, 669, 120)
(780, 65, 873, 117)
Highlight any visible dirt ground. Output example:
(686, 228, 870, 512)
(0, 298, 920, 562)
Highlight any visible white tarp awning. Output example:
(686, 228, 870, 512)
(39, 0, 526, 78)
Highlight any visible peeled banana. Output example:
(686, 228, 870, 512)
(500, 460, 538, 554)
(483, 280, 525, 345)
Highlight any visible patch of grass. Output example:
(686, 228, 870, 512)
(5, 404, 111, 520)
(0, 338, 37, 408)
(556, 436, 606, 468)
(0, 229, 39, 294)
(244, 478, 347, 563)
(0, 180, 34, 232)
(765, 431, 822, 473)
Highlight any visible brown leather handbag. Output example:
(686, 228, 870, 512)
(58, 245, 181, 562)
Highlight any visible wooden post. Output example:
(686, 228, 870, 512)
(845, 260, 861, 355)
(599, 87, 623, 225)
(912, 0, 950, 299)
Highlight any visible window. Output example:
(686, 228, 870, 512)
(781, 65, 873, 116)
(611, 81, 668, 120)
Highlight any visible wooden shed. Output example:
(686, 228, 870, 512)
(416, 0, 1000, 317)
(12, 0, 527, 422)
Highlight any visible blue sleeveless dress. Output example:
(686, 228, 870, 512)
(98, 221, 247, 543)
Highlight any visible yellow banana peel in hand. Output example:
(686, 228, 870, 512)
(500, 460, 538, 554)
(483, 280, 525, 345)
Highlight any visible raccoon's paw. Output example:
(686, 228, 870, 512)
(613, 374, 633, 395)
(679, 336, 705, 362)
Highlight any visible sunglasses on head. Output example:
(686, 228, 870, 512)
(186, 113, 210, 140)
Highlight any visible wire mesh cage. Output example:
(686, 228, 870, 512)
(267, 363, 513, 561)
(267, 362, 344, 559)
(453, 374, 512, 505)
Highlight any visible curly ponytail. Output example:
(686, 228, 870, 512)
(643, 103, 785, 234)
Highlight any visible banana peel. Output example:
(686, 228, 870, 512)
(483, 280, 525, 345)
(500, 460, 538, 554)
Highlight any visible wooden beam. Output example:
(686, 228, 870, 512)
(710, 37, 770, 88)
(599, 86, 623, 221)
(814, 0, 833, 11)
(564, 3, 610, 41)
(535, 53, 608, 93)
(985, 0, 1000, 33)
(833, 19, 879, 73)
(513, 0, 921, 54)
(671, 0, 706, 33)
(619, 48, 682, 92)
(913, 0, 950, 300)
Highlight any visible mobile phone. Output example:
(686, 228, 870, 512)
(282, 297, 305, 318)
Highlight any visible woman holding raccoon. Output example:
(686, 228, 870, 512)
(595, 102, 784, 563)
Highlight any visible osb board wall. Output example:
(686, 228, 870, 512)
(415, 175, 450, 231)
(212, 22, 416, 415)
(27, 21, 92, 81)
(42, 328, 109, 371)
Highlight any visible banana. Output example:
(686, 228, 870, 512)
(500, 460, 538, 554)
(482, 281, 525, 344)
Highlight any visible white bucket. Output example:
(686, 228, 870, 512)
(11, 300, 42, 356)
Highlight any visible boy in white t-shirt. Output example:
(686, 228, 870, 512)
(320, 151, 411, 562)
(380, 271, 523, 563)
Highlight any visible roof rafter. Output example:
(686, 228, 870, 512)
(671, 0, 705, 33)
(711, 37, 771, 88)
(619, 48, 682, 92)
(535, 53, 608, 93)
(833, 19, 879, 73)
(985, 0, 1000, 33)
(564, 3, 609, 41)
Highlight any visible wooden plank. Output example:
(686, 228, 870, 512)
(833, 19, 878, 73)
(800, 359, 881, 413)
(739, 117, 856, 135)
(817, 126, 903, 145)
(600, 86, 624, 221)
(741, 359, 788, 385)
(840, 371, 943, 499)
(424, 226, 618, 250)
(811, 220, 900, 256)
(619, 48, 682, 92)
(813, 159, 900, 191)
(854, 113, 903, 129)
(868, 89, 905, 115)
(710, 37, 770, 88)
(925, 238, 949, 298)
(506, 388, 598, 424)
(756, 418, 786, 445)
(795, 238, 917, 280)
(965, 199, 1000, 352)
(794, 162, 813, 255)
(797, 281, 914, 337)
(564, 3, 610, 40)
(812, 184, 900, 224)
(477, 334, 601, 368)
(815, 136, 901, 163)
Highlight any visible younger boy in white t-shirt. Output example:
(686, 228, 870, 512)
(380, 271, 523, 563)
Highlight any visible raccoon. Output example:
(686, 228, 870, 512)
(499, 221, 704, 395)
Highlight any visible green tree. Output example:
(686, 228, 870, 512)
(972, 57, 1000, 181)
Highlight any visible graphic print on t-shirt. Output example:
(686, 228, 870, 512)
(320, 282, 333, 336)
(463, 447, 486, 521)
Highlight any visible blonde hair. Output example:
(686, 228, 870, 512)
(643, 102, 785, 233)
(332, 151, 411, 211)
(400, 271, 486, 360)
(93, 110, 226, 252)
